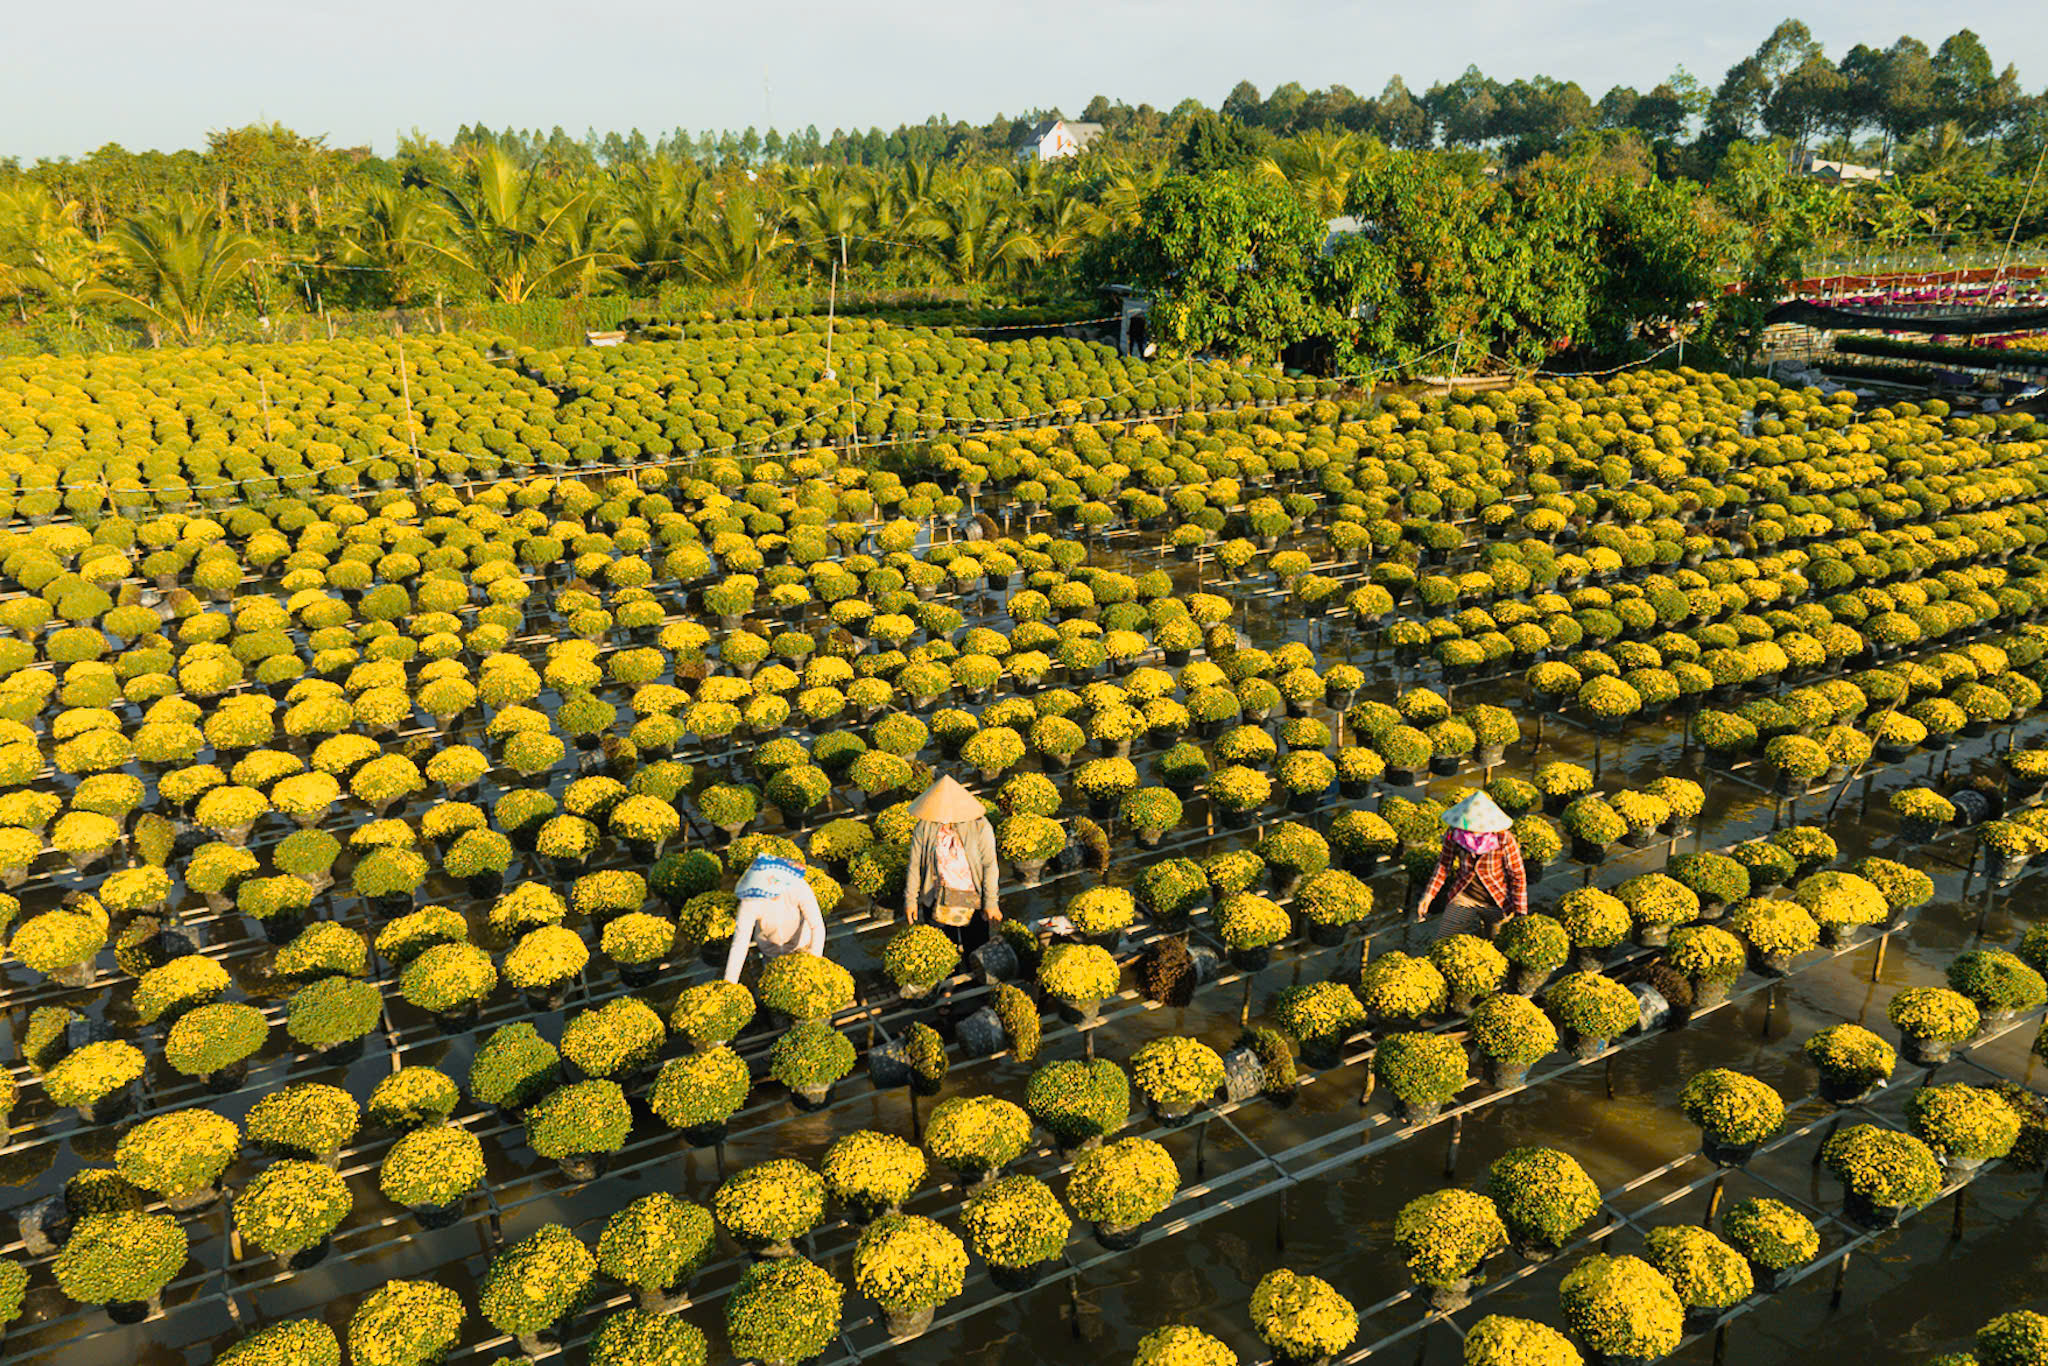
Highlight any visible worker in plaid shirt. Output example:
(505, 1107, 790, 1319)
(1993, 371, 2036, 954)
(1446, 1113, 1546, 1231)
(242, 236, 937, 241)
(1415, 792, 1527, 939)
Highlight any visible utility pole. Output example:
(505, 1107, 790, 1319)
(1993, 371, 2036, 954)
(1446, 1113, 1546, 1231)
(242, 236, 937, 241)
(397, 340, 423, 491)
(824, 258, 838, 382)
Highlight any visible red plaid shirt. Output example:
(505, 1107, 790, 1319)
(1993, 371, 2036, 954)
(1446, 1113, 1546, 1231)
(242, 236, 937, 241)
(1420, 835, 1527, 918)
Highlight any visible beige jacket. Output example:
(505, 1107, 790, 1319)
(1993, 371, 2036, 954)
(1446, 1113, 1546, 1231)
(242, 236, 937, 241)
(904, 818, 1000, 919)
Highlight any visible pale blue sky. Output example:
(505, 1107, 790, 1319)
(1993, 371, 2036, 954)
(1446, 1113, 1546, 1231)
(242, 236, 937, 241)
(4, 0, 2043, 160)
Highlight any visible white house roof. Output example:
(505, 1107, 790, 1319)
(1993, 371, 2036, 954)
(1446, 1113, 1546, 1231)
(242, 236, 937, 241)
(1022, 119, 1103, 147)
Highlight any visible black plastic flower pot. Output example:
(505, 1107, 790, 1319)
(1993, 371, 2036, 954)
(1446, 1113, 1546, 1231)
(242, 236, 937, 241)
(284, 1237, 332, 1272)
(525, 986, 571, 1013)
(106, 1296, 162, 1326)
(790, 1083, 836, 1112)
(413, 1196, 467, 1230)
(1817, 1071, 1880, 1106)
(202, 1060, 250, 1095)
(1093, 1219, 1149, 1252)
(1983, 850, 2029, 886)
(1843, 1193, 1907, 1231)
(1298, 1037, 1346, 1071)
(1569, 838, 1610, 866)
(557, 1152, 611, 1182)
(1483, 1056, 1531, 1089)
(318, 1036, 367, 1067)
(1383, 766, 1423, 789)
(433, 1003, 481, 1035)
(1900, 1034, 1954, 1067)
(1700, 1134, 1759, 1167)
(1306, 921, 1350, 949)
(1228, 946, 1273, 973)
(988, 1260, 1045, 1293)
(1566, 1032, 1612, 1062)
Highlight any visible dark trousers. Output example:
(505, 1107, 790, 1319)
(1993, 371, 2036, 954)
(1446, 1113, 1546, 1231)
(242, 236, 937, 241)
(939, 914, 991, 959)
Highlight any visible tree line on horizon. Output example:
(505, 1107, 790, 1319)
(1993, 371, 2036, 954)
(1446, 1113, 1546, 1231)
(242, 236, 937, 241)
(0, 19, 2041, 362)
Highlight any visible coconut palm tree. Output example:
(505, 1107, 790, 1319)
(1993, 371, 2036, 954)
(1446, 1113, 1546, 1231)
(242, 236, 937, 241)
(94, 198, 264, 342)
(550, 191, 627, 300)
(1086, 163, 1171, 238)
(1901, 122, 1983, 180)
(611, 165, 702, 287)
(1256, 129, 1378, 219)
(426, 145, 614, 304)
(878, 159, 943, 237)
(909, 171, 1042, 285)
(679, 191, 790, 303)
(339, 184, 446, 306)
(0, 187, 111, 326)
(784, 167, 876, 271)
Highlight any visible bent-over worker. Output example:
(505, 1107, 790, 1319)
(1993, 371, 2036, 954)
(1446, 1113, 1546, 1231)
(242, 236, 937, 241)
(722, 851, 827, 983)
(1415, 790, 1527, 939)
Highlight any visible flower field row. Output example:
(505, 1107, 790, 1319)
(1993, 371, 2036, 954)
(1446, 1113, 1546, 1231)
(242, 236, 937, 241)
(0, 351, 2043, 1366)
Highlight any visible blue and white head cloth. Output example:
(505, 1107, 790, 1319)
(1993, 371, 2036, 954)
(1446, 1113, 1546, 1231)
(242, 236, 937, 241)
(736, 854, 808, 901)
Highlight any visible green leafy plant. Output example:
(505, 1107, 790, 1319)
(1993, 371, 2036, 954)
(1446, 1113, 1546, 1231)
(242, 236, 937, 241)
(378, 1124, 485, 1209)
(1822, 1124, 1942, 1210)
(1248, 1268, 1357, 1362)
(477, 1223, 596, 1337)
(1393, 1188, 1506, 1287)
(1720, 1196, 1818, 1273)
(926, 1095, 1032, 1175)
(1064, 1136, 1179, 1231)
(1558, 1253, 1683, 1359)
(1678, 1068, 1786, 1149)
(1486, 1147, 1599, 1250)
(53, 1209, 187, 1305)
(233, 1159, 352, 1257)
(714, 1158, 826, 1248)
(725, 1257, 842, 1366)
(523, 1079, 632, 1159)
(852, 1213, 966, 1312)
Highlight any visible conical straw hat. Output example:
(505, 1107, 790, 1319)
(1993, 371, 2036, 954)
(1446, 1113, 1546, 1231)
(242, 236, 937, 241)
(1441, 791, 1513, 834)
(907, 773, 984, 823)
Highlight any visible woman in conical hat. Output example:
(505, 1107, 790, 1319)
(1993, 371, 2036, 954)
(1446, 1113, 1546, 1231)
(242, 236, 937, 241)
(1415, 791, 1527, 940)
(904, 773, 1001, 955)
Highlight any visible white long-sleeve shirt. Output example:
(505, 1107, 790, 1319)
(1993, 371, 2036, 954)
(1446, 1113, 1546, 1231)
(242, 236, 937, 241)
(723, 855, 827, 983)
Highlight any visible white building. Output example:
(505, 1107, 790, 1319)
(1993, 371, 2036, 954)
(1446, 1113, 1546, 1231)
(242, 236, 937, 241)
(1017, 119, 1104, 162)
(1791, 149, 1886, 183)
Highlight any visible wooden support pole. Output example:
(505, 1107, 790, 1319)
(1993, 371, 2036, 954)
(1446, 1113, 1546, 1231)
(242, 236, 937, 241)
(1831, 1250, 1852, 1308)
(1951, 1187, 1968, 1241)
(1443, 1113, 1465, 1178)
(1871, 932, 1890, 984)
(1703, 1173, 1727, 1228)
(1067, 1274, 1084, 1339)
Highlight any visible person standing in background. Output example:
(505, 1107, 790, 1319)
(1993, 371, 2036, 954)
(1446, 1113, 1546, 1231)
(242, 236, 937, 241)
(903, 774, 1001, 956)
(723, 850, 827, 983)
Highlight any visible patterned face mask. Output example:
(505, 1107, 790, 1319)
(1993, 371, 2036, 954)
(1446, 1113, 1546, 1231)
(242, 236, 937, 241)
(1448, 828, 1504, 856)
